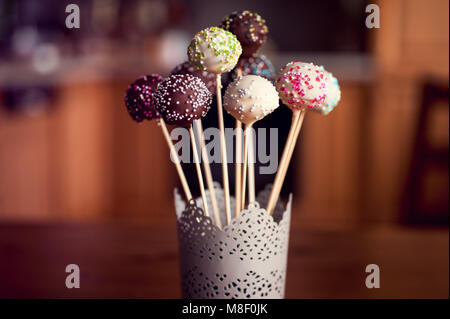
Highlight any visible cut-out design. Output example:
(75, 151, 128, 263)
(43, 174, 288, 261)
(181, 267, 286, 299)
(175, 183, 292, 299)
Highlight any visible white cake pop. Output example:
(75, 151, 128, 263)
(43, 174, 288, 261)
(319, 71, 341, 115)
(223, 75, 279, 125)
(276, 61, 328, 110)
(188, 27, 242, 74)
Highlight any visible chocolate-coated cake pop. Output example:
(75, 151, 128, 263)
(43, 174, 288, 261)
(124, 74, 164, 122)
(220, 10, 268, 58)
(154, 74, 212, 127)
(170, 61, 216, 94)
(227, 54, 276, 86)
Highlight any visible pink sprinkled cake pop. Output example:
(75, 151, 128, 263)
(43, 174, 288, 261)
(124, 74, 164, 122)
(276, 62, 328, 110)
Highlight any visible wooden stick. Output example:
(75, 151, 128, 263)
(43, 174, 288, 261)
(235, 120, 242, 218)
(268, 110, 306, 215)
(216, 74, 232, 225)
(189, 125, 209, 217)
(240, 123, 253, 211)
(194, 120, 222, 228)
(158, 119, 192, 201)
(279, 110, 306, 198)
(266, 110, 302, 215)
(234, 67, 244, 218)
(247, 127, 256, 203)
(287, 110, 306, 166)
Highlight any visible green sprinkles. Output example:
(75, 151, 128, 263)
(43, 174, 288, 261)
(187, 26, 242, 74)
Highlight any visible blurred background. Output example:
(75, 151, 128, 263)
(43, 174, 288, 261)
(0, 0, 448, 227)
(0, 0, 448, 299)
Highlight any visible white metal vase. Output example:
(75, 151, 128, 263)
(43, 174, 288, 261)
(174, 184, 292, 299)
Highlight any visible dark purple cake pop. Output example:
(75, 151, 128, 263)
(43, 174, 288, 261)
(220, 10, 268, 58)
(124, 74, 164, 122)
(170, 61, 216, 94)
(227, 54, 276, 86)
(154, 74, 212, 127)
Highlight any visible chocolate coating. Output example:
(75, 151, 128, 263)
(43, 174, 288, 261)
(124, 74, 163, 122)
(227, 54, 276, 85)
(170, 61, 216, 94)
(154, 74, 212, 127)
(220, 10, 268, 57)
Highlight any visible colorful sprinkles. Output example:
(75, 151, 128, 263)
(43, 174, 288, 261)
(227, 54, 276, 85)
(276, 61, 328, 110)
(320, 71, 341, 115)
(187, 26, 242, 74)
(220, 10, 268, 57)
(124, 74, 164, 123)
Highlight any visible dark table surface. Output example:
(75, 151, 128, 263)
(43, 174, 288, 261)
(0, 223, 448, 298)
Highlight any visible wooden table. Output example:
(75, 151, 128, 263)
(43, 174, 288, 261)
(0, 223, 448, 298)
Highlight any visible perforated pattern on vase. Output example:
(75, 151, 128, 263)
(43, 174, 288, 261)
(181, 266, 286, 299)
(174, 183, 287, 226)
(177, 201, 289, 262)
(175, 183, 291, 299)
(178, 200, 220, 248)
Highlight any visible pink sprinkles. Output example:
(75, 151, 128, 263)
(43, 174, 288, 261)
(276, 62, 328, 110)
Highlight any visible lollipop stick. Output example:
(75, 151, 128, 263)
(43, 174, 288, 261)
(194, 120, 222, 228)
(158, 119, 192, 201)
(266, 110, 303, 215)
(240, 123, 253, 211)
(189, 125, 210, 217)
(287, 110, 306, 163)
(216, 74, 232, 225)
(234, 67, 243, 217)
(248, 128, 256, 203)
(279, 111, 306, 198)
(235, 120, 242, 217)
(279, 110, 306, 202)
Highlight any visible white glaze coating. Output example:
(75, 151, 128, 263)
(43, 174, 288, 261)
(223, 75, 279, 125)
(188, 27, 242, 74)
(275, 61, 328, 110)
(319, 71, 341, 115)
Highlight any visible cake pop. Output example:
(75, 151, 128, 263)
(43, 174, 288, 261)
(124, 74, 163, 122)
(266, 61, 329, 215)
(220, 10, 268, 58)
(224, 75, 279, 125)
(154, 74, 212, 127)
(220, 11, 268, 214)
(187, 26, 242, 74)
(276, 61, 329, 110)
(155, 74, 221, 226)
(124, 74, 192, 202)
(170, 61, 216, 94)
(188, 27, 242, 225)
(317, 70, 341, 115)
(170, 62, 221, 227)
(224, 75, 279, 212)
(226, 54, 276, 86)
